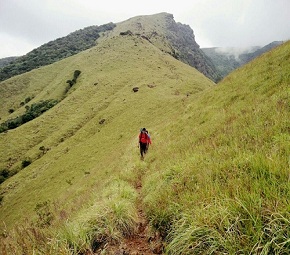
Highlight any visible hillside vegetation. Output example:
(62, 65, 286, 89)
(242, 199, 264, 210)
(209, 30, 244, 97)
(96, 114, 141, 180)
(0, 57, 18, 68)
(0, 27, 214, 253)
(101, 13, 220, 82)
(202, 41, 283, 79)
(0, 23, 115, 82)
(0, 13, 289, 254)
(0, 13, 220, 83)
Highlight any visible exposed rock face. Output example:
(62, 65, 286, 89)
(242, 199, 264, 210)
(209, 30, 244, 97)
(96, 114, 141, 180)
(162, 14, 220, 82)
(102, 13, 220, 82)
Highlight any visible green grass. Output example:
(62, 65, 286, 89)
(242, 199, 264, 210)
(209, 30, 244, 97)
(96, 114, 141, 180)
(0, 26, 213, 252)
(141, 40, 290, 254)
(0, 20, 289, 254)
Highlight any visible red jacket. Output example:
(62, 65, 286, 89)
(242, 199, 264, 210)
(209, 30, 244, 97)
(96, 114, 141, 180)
(139, 132, 150, 144)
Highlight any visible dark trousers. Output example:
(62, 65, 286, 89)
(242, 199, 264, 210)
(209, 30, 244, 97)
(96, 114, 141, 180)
(140, 142, 147, 157)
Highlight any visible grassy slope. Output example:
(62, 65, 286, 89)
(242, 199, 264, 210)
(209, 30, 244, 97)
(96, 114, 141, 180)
(0, 33, 213, 228)
(141, 40, 290, 254)
(100, 12, 220, 82)
(0, 24, 289, 254)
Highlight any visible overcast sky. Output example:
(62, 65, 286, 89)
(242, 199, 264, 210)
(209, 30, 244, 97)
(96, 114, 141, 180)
(0, 0, 290, 58)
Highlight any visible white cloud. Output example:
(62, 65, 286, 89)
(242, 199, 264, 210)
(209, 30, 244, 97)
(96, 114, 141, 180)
(0, 0, 289, 58)
(0, 33, 38, 58)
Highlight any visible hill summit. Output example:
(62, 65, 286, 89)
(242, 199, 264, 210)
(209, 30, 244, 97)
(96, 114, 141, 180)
(0, 12, 219, 83)
(0, 11, 214, 230)
(0, 12, 289, 255)
(99, 13, 220, 82)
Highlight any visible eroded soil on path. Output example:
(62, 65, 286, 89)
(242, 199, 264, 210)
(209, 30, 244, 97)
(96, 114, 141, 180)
(94, 178, 164, 255)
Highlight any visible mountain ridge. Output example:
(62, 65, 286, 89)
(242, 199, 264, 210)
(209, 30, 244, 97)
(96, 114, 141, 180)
(0, 13, 220, 83)
(0, 23, 116, 82)
(99, 12, 220, 82)
(0, 31, 214, 226)
(202, 40, 284, 78)
(0, 12, 289, 254)
(0, 56, 18, 68)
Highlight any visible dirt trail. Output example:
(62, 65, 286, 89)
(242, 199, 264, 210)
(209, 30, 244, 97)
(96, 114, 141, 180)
(119, 179, 161, 255)
(96, 175, 163, 255)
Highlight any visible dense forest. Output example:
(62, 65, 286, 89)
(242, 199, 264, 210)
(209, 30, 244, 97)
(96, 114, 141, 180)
(0, 23, 115, 82)
(0, 57, 18, 68)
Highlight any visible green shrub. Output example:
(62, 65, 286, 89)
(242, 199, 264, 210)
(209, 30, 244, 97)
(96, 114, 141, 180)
(67, 70, 82, 87)
(0, 99, 59, 133)
(34, 201, 55, 228)
(21, 159, 31, 168)
(24, 97, 31, 103)
(7, 120, 18, 129)
(73, 70, 81, 80)
(0, 169, 17, 184)
(0, 169, 12, 184)
(0, 169, 9, 178)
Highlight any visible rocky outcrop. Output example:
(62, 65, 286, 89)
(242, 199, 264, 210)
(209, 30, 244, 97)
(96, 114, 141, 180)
(106, 13, 220, 82)
(162, 14, 220, 82)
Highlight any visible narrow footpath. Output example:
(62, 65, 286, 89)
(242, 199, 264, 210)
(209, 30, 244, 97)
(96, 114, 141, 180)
(96, 171, 164, 255)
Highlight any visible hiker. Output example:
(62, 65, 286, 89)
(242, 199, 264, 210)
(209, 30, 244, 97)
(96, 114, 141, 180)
(145, 130, 151, 152)
(138, 128, 150, 159)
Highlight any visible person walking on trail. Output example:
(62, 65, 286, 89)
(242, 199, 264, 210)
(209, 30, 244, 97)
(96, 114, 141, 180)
(138, 128, 150, 159)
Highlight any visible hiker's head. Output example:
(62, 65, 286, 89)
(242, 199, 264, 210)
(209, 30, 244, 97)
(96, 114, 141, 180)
(142, 128, 146, 133)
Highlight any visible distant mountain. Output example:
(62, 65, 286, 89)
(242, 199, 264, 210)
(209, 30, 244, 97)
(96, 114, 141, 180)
(0, 56, 18, 68)
(0, 12, 215, 230)
(239, 41, 284, 64)
(201, 47, 242, 79)
(202, 41, 284, 79)
(0, 13, 220, 83)
(0, 23, 116, 82)
(0, 11, 289, 254)
(106, 13, 220, 82)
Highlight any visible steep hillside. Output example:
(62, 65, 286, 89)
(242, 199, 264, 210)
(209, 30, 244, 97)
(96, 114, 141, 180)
(202, 41, 284, 79)
(0, 25, 289, 255)
(101, 13, 220, 82)
(0, 29, 213, 228)
(0, 23, 115, 82)
(239, 41, 284, 64)
(0, 56, 18, 68)
(142, 40, 290, 254)
(0, 13, 219, 84)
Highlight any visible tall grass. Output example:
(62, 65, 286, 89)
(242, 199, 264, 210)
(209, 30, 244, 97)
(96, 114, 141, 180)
(0, 179, 138, 254)
(0, 223, 71, 255)
(141, 41, 290, 253)
(0, 22, 289, 255)
(166, 204, 290, 254)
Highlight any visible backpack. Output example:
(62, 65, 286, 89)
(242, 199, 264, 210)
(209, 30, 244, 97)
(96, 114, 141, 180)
(139, 132, 148, 143)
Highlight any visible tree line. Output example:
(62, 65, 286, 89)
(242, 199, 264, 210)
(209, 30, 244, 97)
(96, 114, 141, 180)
(0, 23, 115, 82)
